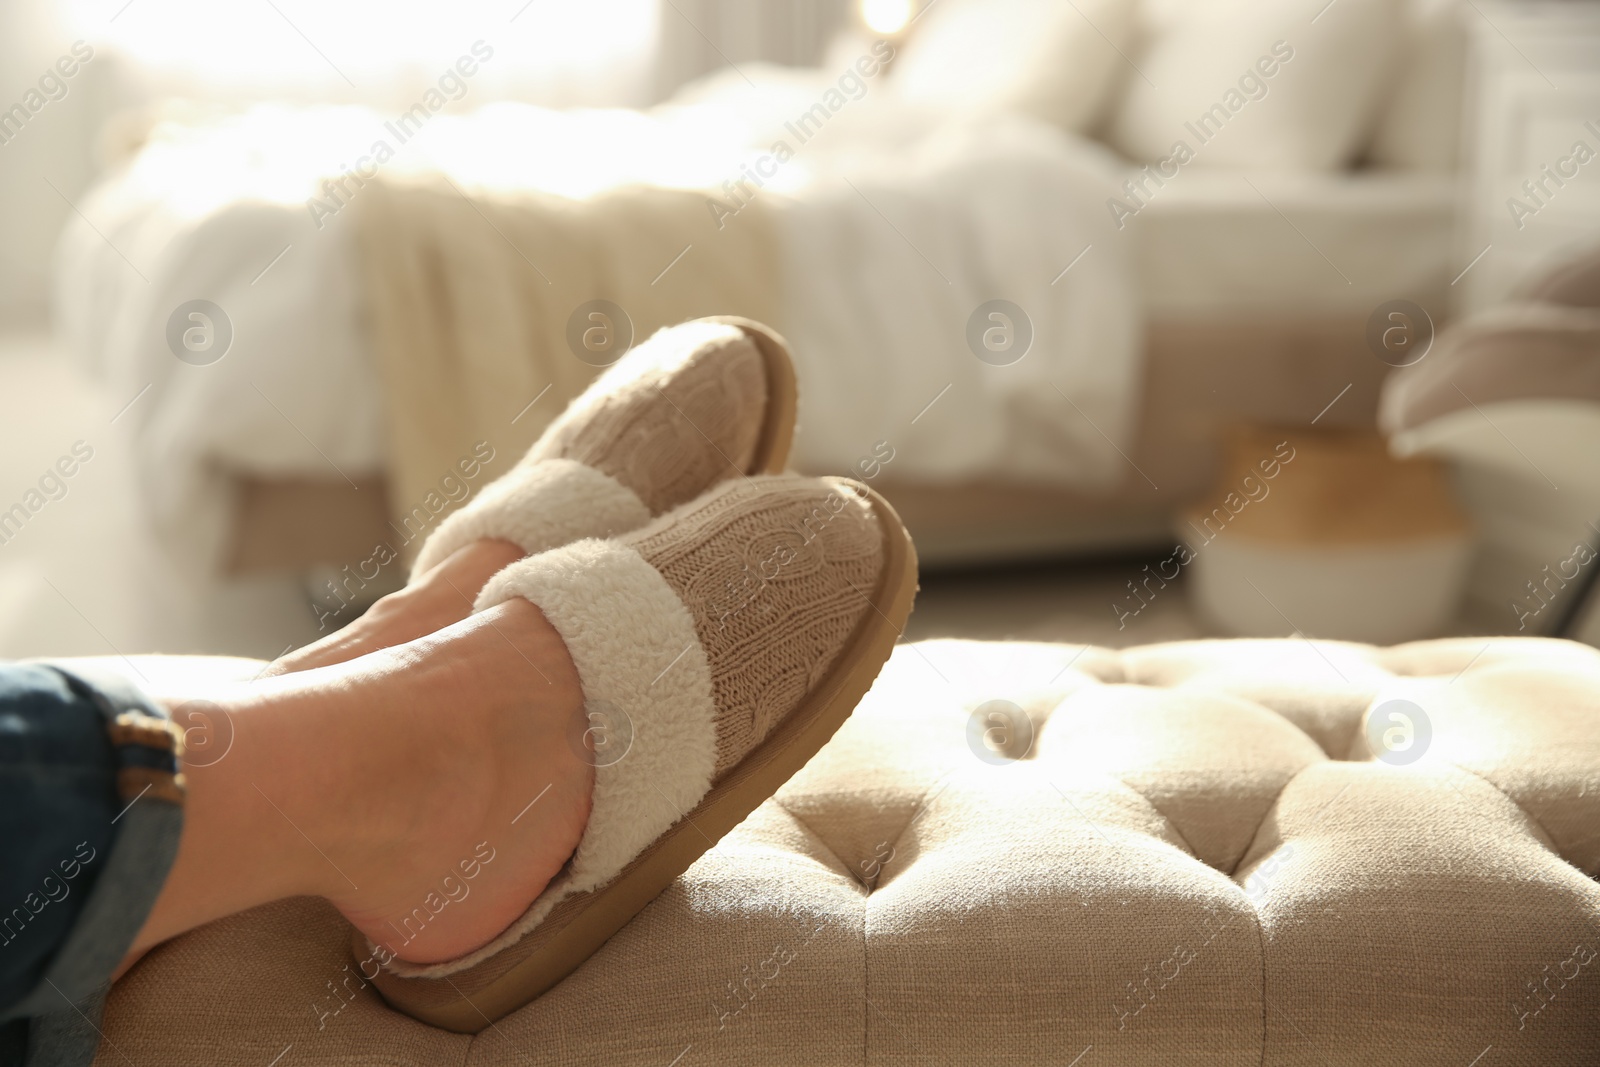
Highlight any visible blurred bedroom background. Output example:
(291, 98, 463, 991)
(1, 0, 1598, 662)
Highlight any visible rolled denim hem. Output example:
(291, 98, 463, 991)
(4, 662, 185, 1067)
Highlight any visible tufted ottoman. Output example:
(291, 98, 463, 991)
(97, 637, 1600, 1065)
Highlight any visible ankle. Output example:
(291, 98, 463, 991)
(138, 597, 593, 968)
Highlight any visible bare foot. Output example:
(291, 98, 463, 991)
(266, 539, 524, 676)
(135, 598, 594, 969)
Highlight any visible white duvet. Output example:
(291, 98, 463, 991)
(56, 65, 1140, 559)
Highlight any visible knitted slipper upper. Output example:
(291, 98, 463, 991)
(410, 320, 770, 576)
(385, 474, 885, 979)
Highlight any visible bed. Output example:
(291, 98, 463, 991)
(54, 3, 1464, 578)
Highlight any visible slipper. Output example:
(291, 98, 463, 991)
(408, 316, 798, 578)
(361, 473, 918, 1031)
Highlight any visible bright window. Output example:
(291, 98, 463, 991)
(62, 0, 659, 105)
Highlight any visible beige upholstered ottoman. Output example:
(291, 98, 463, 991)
(98, 637, 1600, 1065)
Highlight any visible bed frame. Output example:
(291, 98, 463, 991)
(226, 314, 1394, 574)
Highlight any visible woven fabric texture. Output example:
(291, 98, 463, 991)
(96, 637, 1600, 1065)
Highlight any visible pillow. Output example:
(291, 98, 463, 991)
(1106, 0, 1403, 170)
(1366, 0, 1467, 170)
(890, 0, 1137, 134)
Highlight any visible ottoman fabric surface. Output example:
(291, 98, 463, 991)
(96, 638, 1600, 1065)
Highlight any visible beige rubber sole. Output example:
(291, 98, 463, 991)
(362, 481, 919, 1032)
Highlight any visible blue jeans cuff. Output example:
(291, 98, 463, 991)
(1, 662, 185, 1067)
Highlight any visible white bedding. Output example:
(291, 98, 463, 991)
(56, 56, 1463, 569)
(56, 69, 1141, 558)
(1131, 169, 1459, 317)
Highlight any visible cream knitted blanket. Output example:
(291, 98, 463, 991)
(353, 177, 781, 554)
